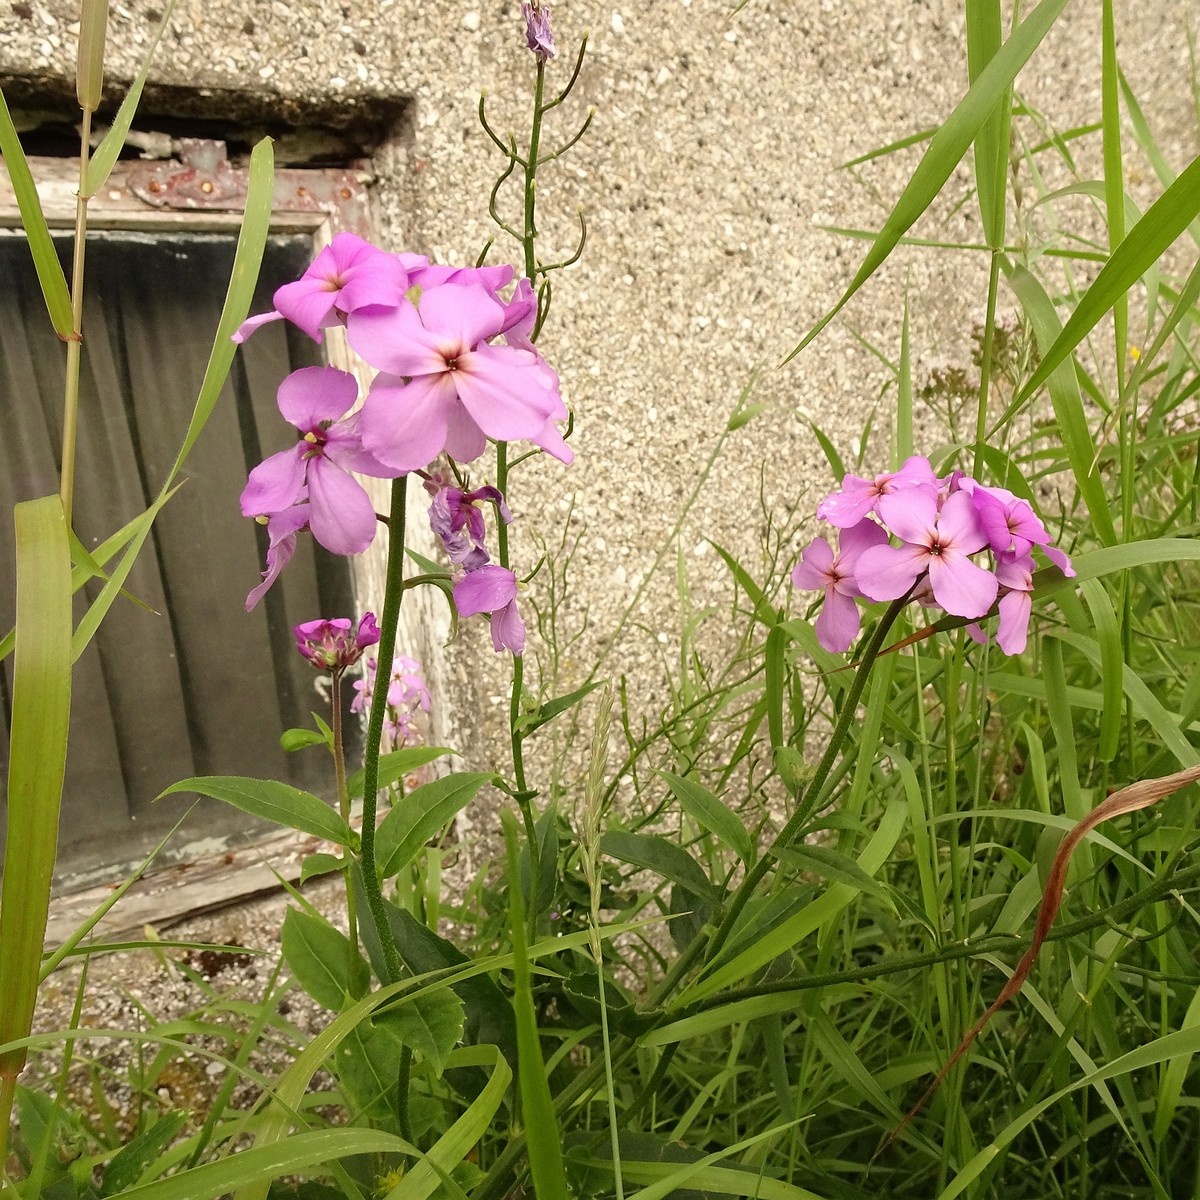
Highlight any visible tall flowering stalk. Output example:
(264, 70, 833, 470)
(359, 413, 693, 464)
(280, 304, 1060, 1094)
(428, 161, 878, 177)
(229, 7, 592, 973)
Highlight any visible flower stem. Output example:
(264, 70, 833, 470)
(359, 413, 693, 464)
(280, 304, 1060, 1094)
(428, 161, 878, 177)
(60, 107, 93, 526)
(330, 670, 359, 970)
(357, 476, 409, 985)
(657, 595, 910, 1000)
(523, 60, 546, 282)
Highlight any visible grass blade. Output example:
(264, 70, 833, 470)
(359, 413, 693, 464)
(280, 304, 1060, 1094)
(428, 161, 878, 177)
(1015, 152, 1200, 405)
(501, 812, 569, 1200)
(0, 497, 73, 1150)
(0, 87, 72, 334)
(784, 0, 1069, 362)
(84, 0, 177, 196)
(71, 137, 274, 660)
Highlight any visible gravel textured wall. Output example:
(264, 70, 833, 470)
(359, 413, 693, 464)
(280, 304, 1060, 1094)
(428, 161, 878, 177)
(5, 1, 1198, 852)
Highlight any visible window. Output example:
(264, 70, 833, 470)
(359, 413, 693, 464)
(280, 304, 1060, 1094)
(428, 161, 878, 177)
(1, 142, 373, 890)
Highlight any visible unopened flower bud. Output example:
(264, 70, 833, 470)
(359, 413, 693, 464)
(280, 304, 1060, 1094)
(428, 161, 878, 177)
(294, 613, 380, 672)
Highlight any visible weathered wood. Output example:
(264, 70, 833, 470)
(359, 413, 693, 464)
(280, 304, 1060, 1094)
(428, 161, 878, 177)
(43, 819, 356, 947)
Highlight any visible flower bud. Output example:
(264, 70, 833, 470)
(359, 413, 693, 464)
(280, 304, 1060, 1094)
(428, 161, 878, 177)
(77, 0, 110, 112)
(294, 613, 380, 672)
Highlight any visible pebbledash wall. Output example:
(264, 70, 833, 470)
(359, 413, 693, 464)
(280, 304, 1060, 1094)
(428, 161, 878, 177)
(3, 1, 1196, 874)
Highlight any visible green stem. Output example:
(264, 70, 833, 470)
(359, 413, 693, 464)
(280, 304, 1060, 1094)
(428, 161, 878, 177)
(658, 595, 910, 1000)
(330, 671, 359, 973)
(0, 1071, 15, 1192)
(60, 107, 93, 527)
(971, 249, 1003, 479)
(523, 60, 545, 282)
(358, 477, 409, 985)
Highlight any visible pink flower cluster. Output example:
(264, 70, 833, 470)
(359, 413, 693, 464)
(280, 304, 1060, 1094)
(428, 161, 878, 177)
(351, 652, 431, 749)
(793, 456, 1074, 655)
(237, 233, 570, 643)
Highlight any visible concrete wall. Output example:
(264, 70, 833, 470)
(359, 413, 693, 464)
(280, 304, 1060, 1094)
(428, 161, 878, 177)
(5, 1, 1196, 822)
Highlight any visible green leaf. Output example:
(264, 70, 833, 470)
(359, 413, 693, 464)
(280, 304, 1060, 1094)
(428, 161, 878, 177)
(100, 1112, 188, 1195)
(0, 497, 73, 1079)
(372, 899, 518, 1069)
(84, 0, 177, 195)
(776, 843, 894, 906)
(376, 988, 465, 1077)
(375, 772, 493, 878)
(281, 909, 370, 1012)
(599, 831, 713, 906)
(502, 813, 570, 1200)
(1015, 151, 1200, 406)
(280, 727, 331, 753)
(299, 853, 344, 885)
(785, 0, 1070, 362)
(517, 680, 605, 736)
(346, 746, 455, 799)
(658, 771, 753, 865)
(158, 777, 353, 845)
(0, 88, 72, 334)
(333, 1016, 407, 1128)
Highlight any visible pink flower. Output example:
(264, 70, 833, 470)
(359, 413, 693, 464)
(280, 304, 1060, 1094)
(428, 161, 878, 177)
(240, 366, 398, 556)
(294, 613, 381, 672)
(792, 519, 889, 652)
(857, 489, 999, 619)
(425, 474, 512, 570)
(352, 653, 431, 748)
(347, 283, 569, 473)
(233, 233, 411, 343)
(245, 501, 310, 611)
(967, 554, 1035, 655)
(521, 2, 556, 60)
(815, 455, 939, 528)
(453, 564, 526, 655)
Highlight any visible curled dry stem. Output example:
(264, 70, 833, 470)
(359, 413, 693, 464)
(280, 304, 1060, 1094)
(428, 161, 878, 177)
(882, 761, 1200, 1155)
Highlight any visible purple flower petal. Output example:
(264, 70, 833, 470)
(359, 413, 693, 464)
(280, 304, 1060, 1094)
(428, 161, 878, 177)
(927, 552, 998, 618)
(792, 537, 834, 591)
(856, 542, 929, 601)
(245, 503, 309, 610)
(346, 301, 449, 378)
(877, 487, 939, 545)
(305, 457, 379, 555)
(232, 309, 284, 343)
(241, 445, 307, 517)
(934, 490, 988, 555)
(454, 344, 559, 441)
(837, 518, 889, 566)
(996, 588, 1032, 655)
(815, 589, 861, 653)
(490, 599, 526, 655)
(359, 374, 456, 474)
(418, 283, 507, 352)
(277, 365, 360, 429)
(453, 564, 518, 617)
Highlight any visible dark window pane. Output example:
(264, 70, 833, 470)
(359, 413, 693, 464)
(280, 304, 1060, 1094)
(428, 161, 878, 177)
(0, 231, 355, 886)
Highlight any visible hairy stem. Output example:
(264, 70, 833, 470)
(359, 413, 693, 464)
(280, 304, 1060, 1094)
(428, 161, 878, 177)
(357, 477, 409, 985)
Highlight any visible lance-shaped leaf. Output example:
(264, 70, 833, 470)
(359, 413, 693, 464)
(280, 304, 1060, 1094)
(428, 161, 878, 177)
(0, 497, 73, 1081)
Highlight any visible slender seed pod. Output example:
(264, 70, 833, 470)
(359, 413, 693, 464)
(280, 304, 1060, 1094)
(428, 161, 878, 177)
(76, 0, 110, 112)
